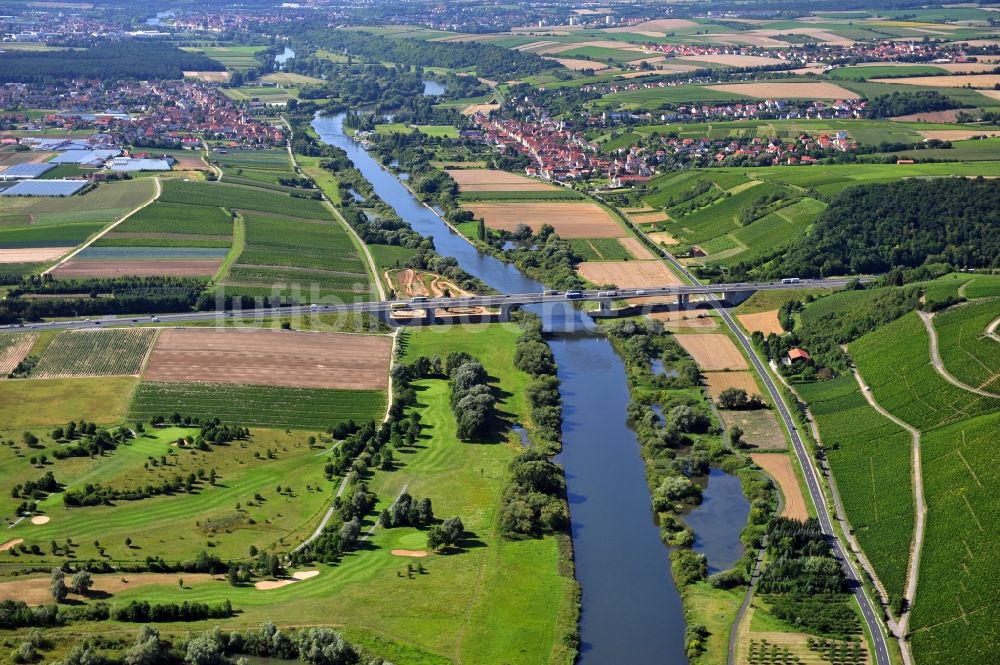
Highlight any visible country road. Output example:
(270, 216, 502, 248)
(617, 209, 894, 665)
(919, 310, 999, 398)
(853, 369, 924, 665)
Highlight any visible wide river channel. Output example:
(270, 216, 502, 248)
(313, 112, 749, 663)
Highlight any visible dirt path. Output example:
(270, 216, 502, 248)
(919, 311, 1000, 398)
(43, 177, 161, 276)
(988, 315, 1000, 343)
(853, 368, 924, 661)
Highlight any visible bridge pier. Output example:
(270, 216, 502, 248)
(597, 298, 612, 312)
(498, 303, 520, 323)
(677, 293, 689, 309)
(420, 307, 438, 325)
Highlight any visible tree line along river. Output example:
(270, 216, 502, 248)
(313, 111, 750, 664)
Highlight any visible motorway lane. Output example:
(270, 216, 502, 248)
(1, 279, 859, 333)
(647, 252, 893, 665)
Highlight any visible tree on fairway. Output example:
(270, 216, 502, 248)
(50, 569, 68, 602)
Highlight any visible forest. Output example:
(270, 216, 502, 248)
(291, 24, 552, 79)
(734, 177, 1000, 279)
(0, 43, 224, 83)
(866, 90, 965, 118)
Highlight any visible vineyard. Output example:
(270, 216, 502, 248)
(933, 299, 1000, 393)
(0, 333, 36, 376)
(30, 329, 158, 378)
(237, 212, 366, 273)
(158, 181, 329, 220)
(849, 312, 1000, 431)
(112, 202, 235, 236)
(128, 382, 386, 429)
(908, 411, 1000, 665)
(797, 376, 913, 602)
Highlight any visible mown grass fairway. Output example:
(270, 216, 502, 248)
(1, 426, 331, 563)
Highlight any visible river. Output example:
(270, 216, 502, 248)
(422, 80, 446, 97)
(312, 111, 748, 663)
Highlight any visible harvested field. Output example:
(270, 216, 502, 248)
(980, 90, 1000, 102)
(170, 153, 211, 171)
(870, 74, 1000, 88)
(576, 259, 682, 288)
(392, 549, 429, 557)
(891, 109, 966, 122)
(618, 237, 655, 260)
(704, 33, 791, 48)
(737, 310, 784, 335)
(675, 333, 748, 371)
(461, 102, 500, 117)
(537, 40, 644, 55)
(0, 539, 22, 552)
(465, 201, 623, 238)
(143, 328, 392, 390)
(183, 71, 230, 82)
(647, 310, 718, 329)
(0, 333, 36, 376)
(755, 27, 853, 45)
(609, 18, 697, 32)
(704, 371, 764, 402)
(0, 573, 216, 605)
(445, 169, 557, 191)
(547, 57, 610, 71)
(628, 211, 670, 224)
(678, 53, 787, 67)
(52, 258, 223, 278)
(919, 129, 1000, 141)
(723, 410, 786, 451)
(648, 231, 679, 245)
(706, 81, 858, 99)
(0, 247, 72, 263)
(751, 454, 808, 519)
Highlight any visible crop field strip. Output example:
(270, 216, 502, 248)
(142, 328, 392, 390)
(0, 332, 36, 376)
(932, 299, 1000, 393)
(158, 180, 329, 220)
(796, 376, 914, 602)
(128, 382, 387, 429)
(29, 328, 158, 378)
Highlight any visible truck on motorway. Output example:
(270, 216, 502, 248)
(781, 277, 801, 284)
(410, 296, 428, 303)
(565, 290, 583, 299)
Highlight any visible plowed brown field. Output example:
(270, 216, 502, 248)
(465, 201, 623, 238)
(675, 333, 748, 371)
(576, 259, 682, 288)
(53, 259, 222, 278)
(446, 169, 557, 191)
(143, 328, 392, 389)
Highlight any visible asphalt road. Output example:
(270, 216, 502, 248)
(2, 278, 860, 333)
(642, 248, 893, 665)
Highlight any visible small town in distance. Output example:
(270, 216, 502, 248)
(0, 1, 998, 665)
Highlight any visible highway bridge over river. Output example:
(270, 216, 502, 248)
(3, 277, 866, 332)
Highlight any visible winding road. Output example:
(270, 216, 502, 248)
(919, 310, 1000, 398)
(853, 369, 924, 665)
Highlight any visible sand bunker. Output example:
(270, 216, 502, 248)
(29, 515, 50, 525)
(0, 538, 23, 552)
(255, 570, 319, 590)
(391, 549, 429, 557)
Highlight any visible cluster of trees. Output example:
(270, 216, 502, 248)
(11, 471, 59, 500)
(111, 599, 234, 623)
(759, 518, 845, 594)
(63, 471, 205, 507)
(0, 42, 223, 83)
(498, 318, 569, 537)
(0, 276, 208, 324)
(379, 492, 434, 529)
(427, 516, 465, 551)
(506, 230, 586, 291)
(753, 284, 920, 377)
(717, 388, 765, 410)
(52, 427, 128, 460)
(866, 90, 963, 118)
(292, 483, 375, 565)
(606, 318, 701, 390)
(448, 355, 496, 440)
(153, 415, 250, 445)
(733, 178, 1000, 280)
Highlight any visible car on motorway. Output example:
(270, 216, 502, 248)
(635, 290, 646, 296)
(410, 296, 428, 303)
(544, 290, 559, 296)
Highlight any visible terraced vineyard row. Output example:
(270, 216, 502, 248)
(933, 299, 1000, 392)
(849, 312, 1000, 431)
(31, 329, 158, 378)
(797, 375, 913, 602)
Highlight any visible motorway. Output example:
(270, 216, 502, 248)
(2, 278, 860, 333)
(642, 243, 893, 665)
